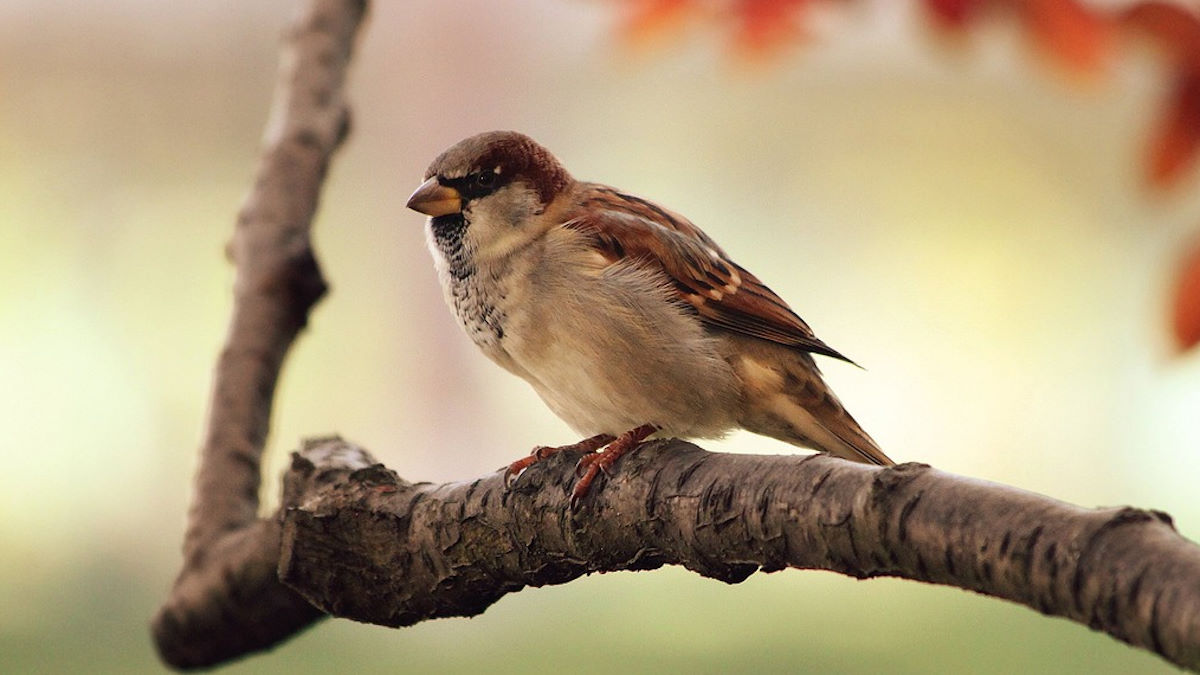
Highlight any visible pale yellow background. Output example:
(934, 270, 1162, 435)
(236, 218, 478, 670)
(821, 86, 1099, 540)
(3, 1, 1199, 672)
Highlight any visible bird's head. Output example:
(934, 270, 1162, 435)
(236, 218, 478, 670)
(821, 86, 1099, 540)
(407, 131, 572, 261)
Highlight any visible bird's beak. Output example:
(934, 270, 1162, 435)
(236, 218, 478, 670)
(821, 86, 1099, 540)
(406, 177, 462, 217)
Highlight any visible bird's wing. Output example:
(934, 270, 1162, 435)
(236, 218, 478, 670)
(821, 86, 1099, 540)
(562, 184, 854, 364)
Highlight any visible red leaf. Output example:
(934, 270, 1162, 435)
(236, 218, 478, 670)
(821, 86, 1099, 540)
(731, 0, 810, 56)
(1148, 71, 1200, 187)
(924, 0, 984, 30)
(1120, 2, 1200, 69)
(1172, 240, 1200, 352)
(1018, 0, 1113, 74)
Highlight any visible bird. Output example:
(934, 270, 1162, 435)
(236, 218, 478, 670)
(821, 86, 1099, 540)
(406, 131, 893, 505)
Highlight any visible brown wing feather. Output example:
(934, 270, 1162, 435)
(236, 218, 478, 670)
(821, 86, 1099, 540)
(564, 185, 855, 364)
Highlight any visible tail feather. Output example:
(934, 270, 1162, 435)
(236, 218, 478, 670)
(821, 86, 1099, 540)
(733, 348, 894, 466)
(810, 405, 893, 466)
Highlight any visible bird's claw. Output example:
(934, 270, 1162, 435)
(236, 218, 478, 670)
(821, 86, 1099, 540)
(569, 462, 602, 510)
(503, 452, 540, 489)
(505, 428, 651, 507)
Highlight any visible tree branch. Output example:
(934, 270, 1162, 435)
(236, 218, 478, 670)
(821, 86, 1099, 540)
(277, 437, 1200, 672)
(150, 0, 366, 668)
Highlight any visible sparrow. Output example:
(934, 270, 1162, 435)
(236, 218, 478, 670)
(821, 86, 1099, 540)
(406, 131, 893, 505)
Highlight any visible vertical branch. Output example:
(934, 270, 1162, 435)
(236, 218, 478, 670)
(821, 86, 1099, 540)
(152, 0, 368, 669)
(185, 0, 360, 562)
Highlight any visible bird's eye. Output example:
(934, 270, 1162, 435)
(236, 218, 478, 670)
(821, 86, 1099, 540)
(475, 171, 496, 189)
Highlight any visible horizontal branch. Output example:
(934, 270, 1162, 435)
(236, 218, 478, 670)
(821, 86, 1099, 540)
(279, 437, 1200, 671)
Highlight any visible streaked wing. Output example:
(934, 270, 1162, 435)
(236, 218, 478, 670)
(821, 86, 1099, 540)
(563, 184, 854, 363)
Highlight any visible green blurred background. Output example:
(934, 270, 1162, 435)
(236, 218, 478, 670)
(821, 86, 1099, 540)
(3, 1, 1200, 672)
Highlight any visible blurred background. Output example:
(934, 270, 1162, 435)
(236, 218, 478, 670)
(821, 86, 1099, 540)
(3, 0, 1200, 672)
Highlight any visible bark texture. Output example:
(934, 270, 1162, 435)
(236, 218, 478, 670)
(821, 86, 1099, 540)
(150, 0, 365, 668)
(276, 438, 1200, 671)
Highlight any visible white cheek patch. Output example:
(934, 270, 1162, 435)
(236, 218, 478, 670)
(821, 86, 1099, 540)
(464, 183, 544, 261)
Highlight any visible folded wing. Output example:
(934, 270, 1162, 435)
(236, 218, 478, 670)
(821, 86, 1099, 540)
(563, 184, 855, 364)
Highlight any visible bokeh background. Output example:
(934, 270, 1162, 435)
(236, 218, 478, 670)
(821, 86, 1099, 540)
(4, 0, 1200, 672)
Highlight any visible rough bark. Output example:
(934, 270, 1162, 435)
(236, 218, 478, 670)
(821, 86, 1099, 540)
(278, 437, 1200, 672)
(150, 0, 365, 668)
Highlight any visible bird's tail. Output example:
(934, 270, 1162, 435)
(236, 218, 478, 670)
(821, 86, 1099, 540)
(733, 347, 894, 466)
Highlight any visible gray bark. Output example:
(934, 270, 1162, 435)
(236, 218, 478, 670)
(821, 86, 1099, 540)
(276, 437, 1200, 671)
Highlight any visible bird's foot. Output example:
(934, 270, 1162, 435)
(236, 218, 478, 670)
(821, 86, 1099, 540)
(569, 423, 658, 509)
(503, 433, 615, 488)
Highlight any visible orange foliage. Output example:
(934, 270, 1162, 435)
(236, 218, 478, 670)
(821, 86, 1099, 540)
(1121, 2, 1200, 66)
(1147, 72, 1200, 188)
(618, 0, 1200, 186)
(924, 0, 984, 28)
(615, 0, 1200, 352)
(623, 0, 692, 44)
(919, 0, 1193, 188)
(1174, 242, 1200, 352)
(1016, 0, 1111, 73)
(1121, 3, 1200, 187)
(730, 0, 812, 55)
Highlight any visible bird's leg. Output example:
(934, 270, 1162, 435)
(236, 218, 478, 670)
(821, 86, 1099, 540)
(504, 432, 616, 487)
(570, 423, 658, 508)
